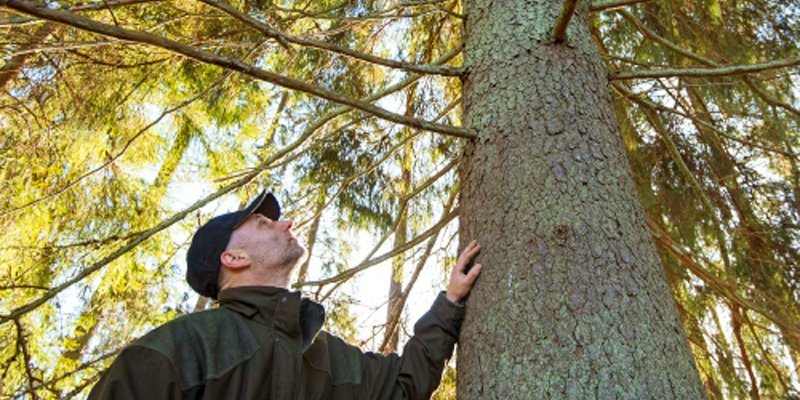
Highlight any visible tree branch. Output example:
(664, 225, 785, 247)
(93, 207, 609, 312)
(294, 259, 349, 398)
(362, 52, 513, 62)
(295, 98, 460, 230)
(14, 319, 40, 399)
(300, 207, 459, 287)
(730, 304, 761, 399)
(609, 57, 800, 80)
(1, 0, 475, 139)
(647, 215, 800, 341)
(551, 0, 578, 43)
(611, 82, 799, 161)
(0, 0, 162, 26)
(198, 0, 462, 76)
(631, 86, 722, 226)
(617, 9, 800, 117)
(742, 312, 792, 393)
(273, 0, 462, 21)
(590, 0, 651, 12)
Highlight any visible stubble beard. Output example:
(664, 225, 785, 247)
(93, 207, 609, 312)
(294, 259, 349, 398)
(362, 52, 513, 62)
(275, 239, 308, 274)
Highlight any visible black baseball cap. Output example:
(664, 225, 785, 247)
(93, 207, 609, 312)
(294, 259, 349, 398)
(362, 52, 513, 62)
(186, 191, 281, 299)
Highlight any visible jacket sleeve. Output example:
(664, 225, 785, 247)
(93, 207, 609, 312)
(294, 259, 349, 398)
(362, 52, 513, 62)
(88, 345, 184, 400)
(360, 291, 465, 400)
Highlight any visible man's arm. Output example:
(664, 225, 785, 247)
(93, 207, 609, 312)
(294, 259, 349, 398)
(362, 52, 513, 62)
(88, 346, 183, 400)
(359, 240, 483, 399)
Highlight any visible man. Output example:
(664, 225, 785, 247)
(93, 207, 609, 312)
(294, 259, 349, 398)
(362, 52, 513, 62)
(89, 190, 484, 399)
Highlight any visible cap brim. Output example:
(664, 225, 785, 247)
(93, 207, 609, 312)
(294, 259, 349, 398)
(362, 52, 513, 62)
(234, 191, 281, 228)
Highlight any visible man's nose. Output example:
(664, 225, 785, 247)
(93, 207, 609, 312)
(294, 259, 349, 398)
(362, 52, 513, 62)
(280, 219, 294, 231)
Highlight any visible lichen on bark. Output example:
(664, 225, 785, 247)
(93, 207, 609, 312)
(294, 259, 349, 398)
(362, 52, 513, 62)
(457, 0, 706, 398)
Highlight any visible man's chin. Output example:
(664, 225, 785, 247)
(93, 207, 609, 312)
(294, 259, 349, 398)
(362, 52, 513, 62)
(289, 242, 308, 267)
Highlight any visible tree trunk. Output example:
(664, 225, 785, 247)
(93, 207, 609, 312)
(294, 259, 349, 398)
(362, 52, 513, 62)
(384, 88, 415, 354)
(457, 1, 706, 397)
(296, 195, 324, 286)
(383, 201, 406, 354)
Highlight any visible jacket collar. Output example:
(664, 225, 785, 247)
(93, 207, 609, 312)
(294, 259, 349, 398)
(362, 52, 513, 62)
(217, 286, 325, 352)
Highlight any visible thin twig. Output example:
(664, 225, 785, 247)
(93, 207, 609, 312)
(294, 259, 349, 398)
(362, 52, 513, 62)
(14, 319, 40, 399)
(301, 207, 459, 287)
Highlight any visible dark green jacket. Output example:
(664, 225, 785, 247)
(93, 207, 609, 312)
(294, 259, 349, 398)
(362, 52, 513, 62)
(88, 286, 465, 399)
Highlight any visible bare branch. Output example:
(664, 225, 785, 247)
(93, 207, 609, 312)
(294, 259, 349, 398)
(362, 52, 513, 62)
(551, 0, 578, 43)
(1, 0, 475, 138)
(609, 57, 800, 80)
(300, 207, 459, 287)
(198, 0, 462, 76)
(590, 0, 651, 12)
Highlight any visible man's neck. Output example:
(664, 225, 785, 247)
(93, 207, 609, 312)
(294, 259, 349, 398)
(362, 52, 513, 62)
(221, 269, 292, 291)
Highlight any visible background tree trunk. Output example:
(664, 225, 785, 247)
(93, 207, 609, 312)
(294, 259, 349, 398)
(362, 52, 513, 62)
(384, 87, 415, 354)
(457, 1, 706, 397)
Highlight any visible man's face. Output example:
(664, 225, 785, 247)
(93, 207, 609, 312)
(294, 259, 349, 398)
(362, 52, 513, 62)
(227, 214, 308, 272)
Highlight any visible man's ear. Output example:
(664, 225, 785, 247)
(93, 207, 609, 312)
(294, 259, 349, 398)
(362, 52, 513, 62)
(220, 249, 251, 270)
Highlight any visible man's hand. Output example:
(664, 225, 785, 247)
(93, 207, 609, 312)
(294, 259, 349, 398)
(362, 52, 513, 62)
(446, 240, 483, 304)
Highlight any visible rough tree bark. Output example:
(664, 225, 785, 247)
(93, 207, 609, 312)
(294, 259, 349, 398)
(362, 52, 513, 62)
(457, 1, 706, 397)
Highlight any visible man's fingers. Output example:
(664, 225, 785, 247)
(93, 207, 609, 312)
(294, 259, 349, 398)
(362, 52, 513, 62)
(465, 241, 481, 258)
(457, 240, 481, 267)
(466, 263, 483, 282)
